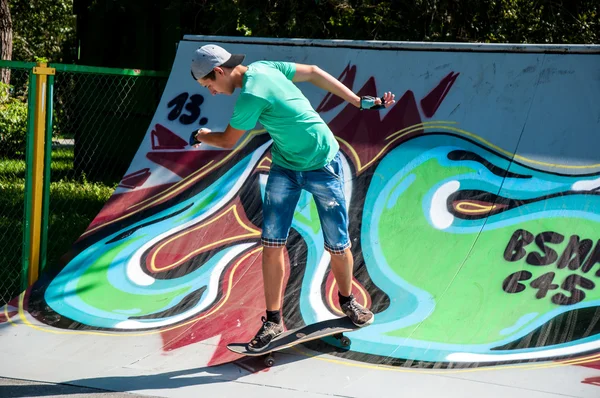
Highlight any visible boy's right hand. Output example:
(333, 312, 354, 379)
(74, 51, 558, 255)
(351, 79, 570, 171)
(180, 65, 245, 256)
(189, 128, 212, 147)
(360, 92, 395, 110)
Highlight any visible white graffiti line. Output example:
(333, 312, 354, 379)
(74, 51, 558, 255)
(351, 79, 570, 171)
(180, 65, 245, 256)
(310, 153, 353, 321)
(126, 144, 269, 287)
(572, 177, 600, 191)
(446, 337, 600, 363)
(116, 243, 254, 329)
(430, 180, 460, 229)
(127, 258, 156, 287)
(258, 174, 268, 198)
(341, 153, 353, 202)
(310, 251, 336, 321)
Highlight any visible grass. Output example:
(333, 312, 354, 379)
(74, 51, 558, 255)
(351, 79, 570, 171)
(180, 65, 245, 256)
(0, 146, 119, 305)
(0, 154, 27, 304)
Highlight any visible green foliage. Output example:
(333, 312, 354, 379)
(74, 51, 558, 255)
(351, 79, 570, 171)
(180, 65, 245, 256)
(181, 0, 599, 44)
(0, 146, 117, 278)
(46, 147, 118, 268)
(0, 81, 28, 158)
(9, 0, 77, 62)
(7, 0, 597, 68)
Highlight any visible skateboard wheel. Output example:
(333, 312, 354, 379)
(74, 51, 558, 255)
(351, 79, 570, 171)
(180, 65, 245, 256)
(264, 355, 275, 367)
(340, 336, 351, 347)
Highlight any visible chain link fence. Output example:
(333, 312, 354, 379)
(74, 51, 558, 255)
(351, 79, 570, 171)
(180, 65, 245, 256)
(0, 62, 168, 306)
(45, 67, 168, 271)
(0, 66, 31, 305)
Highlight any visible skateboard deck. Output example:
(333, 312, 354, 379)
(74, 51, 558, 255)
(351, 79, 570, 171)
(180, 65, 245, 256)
(227, 317, 359, 365)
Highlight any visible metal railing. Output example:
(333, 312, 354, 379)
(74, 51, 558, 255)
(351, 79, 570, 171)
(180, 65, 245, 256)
(0, 61, 35, 305)
(0, 60, 169, 306)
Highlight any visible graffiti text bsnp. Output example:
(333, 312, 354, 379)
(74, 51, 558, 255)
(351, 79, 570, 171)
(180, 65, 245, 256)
(502, 229, 599, 305)
(504, 229, 600, 274)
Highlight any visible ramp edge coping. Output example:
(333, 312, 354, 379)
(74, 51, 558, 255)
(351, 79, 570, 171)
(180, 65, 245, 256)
(183, 35, 600, 54)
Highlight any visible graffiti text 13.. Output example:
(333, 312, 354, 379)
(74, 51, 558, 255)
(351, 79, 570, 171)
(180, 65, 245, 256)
(167, 92, 208, 126)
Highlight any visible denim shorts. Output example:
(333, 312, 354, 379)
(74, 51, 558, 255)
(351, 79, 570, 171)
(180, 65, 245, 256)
(261, 151, 351, 255)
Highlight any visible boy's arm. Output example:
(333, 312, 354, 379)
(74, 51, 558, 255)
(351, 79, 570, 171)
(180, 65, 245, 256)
(191, 93, 265, 149)
(293, 63, 395, 109)
(190, 124, 246, 149)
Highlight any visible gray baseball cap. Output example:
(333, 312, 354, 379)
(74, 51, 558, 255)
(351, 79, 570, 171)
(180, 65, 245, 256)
(191, 44, 245, 80)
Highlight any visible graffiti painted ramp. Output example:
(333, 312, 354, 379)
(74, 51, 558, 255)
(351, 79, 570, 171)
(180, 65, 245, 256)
(1, 37, 600, 397)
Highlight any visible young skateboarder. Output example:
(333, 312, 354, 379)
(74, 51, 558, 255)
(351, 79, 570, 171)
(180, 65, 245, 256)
(190, 44, 395, 351)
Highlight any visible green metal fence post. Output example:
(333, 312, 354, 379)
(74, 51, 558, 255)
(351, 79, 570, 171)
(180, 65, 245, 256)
(40, 74, 55, 273)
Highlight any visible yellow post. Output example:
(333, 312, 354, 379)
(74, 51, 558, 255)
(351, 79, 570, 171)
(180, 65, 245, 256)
(28, 62, 55, 285)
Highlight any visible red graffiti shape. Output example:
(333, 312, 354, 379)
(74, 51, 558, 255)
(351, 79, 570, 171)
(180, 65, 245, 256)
(421, 72, 460, 118)
(151, 124, 188, 150)
(160, 247, 292, 367)
(83, 182, 175, 237)
(327, 77, 422, 174)
(582, 376, 600, 386)
(316, 64, 357, 113)
(118, 168, 151, 190)
(146, 149, 230, 179)
(145, 198, 260, 274)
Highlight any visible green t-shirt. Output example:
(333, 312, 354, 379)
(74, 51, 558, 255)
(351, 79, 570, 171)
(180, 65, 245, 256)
(229, 61, 339, 171)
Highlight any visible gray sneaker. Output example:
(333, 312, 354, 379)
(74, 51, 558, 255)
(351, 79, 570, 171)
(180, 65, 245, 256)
(341, 296, 374, 327)
(247, 316, 284, 352)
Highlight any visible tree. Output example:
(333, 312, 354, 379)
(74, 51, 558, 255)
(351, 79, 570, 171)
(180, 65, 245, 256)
(0, 0, 12, 83)
(9, 0, 76, 63)
(179, 0, 599, 45)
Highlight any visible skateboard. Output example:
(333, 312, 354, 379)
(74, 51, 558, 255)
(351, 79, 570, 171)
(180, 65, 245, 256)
(227, 317, 360, 367)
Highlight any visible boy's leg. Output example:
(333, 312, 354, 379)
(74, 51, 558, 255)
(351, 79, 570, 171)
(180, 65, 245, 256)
(307, 151, 374, 326)
(262, 246, 285, 311)
(248, 164, 301, 351)
(329, 247, 353, 297)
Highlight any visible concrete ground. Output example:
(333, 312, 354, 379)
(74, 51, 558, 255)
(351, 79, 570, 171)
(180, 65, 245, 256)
(0, 377, 159, 398)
